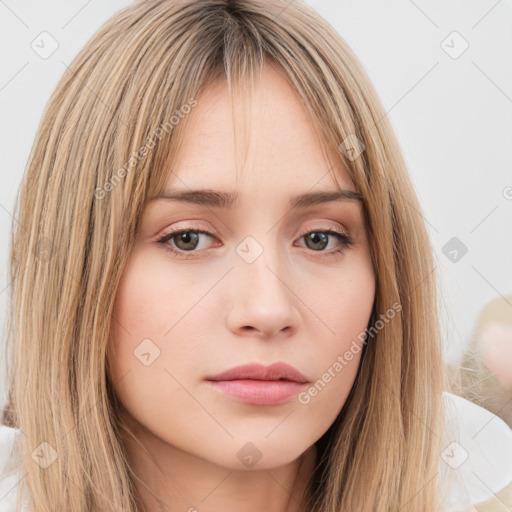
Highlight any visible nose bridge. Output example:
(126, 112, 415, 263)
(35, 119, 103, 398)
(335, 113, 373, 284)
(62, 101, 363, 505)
(226, 231, 299, 337)
(236, 231, 290, 300)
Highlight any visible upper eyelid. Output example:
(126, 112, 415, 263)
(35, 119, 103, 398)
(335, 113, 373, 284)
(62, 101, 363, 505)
(158, 224, 350, 239)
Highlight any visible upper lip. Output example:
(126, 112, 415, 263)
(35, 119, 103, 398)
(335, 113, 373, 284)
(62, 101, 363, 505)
(205, 362, 309, 384)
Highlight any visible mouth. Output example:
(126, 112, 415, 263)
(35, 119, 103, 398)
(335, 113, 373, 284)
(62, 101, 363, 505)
(204, 362, 309, 406)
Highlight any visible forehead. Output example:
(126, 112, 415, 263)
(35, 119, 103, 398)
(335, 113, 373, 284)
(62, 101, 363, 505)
(164, 63, 355, 195)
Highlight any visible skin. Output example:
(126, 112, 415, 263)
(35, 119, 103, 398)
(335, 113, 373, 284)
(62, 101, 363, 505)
(108, 62, 376, 512)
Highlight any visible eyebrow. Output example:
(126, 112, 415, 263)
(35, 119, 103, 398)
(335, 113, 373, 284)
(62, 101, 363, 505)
(152, 188, 363, 209)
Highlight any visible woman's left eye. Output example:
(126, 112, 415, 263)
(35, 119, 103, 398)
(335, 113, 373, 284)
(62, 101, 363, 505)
(156, 228, 355, 259)
(296, 229, 355, 256)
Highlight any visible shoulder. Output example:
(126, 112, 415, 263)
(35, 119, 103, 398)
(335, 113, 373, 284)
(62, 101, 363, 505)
(0, 424, 32, 512)
(439, 391, 512, 512)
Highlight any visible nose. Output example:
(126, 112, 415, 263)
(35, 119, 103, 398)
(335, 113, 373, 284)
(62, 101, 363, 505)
(225, 244, 300, 339)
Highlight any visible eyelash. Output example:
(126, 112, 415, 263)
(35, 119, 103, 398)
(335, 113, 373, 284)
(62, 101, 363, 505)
(155, 226, 355, 260)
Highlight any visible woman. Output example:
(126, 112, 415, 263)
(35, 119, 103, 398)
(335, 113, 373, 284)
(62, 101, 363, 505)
(0, 1, 510, 511)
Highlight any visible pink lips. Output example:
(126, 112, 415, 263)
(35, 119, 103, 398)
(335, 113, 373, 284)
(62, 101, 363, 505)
(205, 362, 309, 406)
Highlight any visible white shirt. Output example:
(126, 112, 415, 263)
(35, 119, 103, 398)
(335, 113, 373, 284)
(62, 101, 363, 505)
(0, 392, 510, 511)
(438, 392, 512, 511)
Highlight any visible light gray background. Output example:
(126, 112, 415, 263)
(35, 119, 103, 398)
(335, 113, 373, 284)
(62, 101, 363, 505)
(1, 0, 511, 408)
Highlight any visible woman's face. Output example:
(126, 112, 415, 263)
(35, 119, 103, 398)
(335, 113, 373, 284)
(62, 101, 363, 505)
(108, 63, 376, 471)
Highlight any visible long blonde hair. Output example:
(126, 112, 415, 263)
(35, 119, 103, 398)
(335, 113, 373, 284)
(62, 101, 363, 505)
(3, 0, 445, 510)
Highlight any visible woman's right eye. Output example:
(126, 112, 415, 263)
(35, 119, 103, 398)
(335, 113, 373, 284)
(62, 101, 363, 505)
(156, 229, 217, 258)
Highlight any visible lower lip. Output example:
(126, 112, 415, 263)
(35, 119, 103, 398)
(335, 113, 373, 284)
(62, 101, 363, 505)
(205, 379, 307, 406)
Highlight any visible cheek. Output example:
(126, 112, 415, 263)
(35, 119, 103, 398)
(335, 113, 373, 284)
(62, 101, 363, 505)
(108, 248, 224, 391)
(303, 252, 376, 348)
(109, 251, 185, 375)
(293, 257, 376, 424)
(107, 251, 213, 435)
(111, 248, 203, 345)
